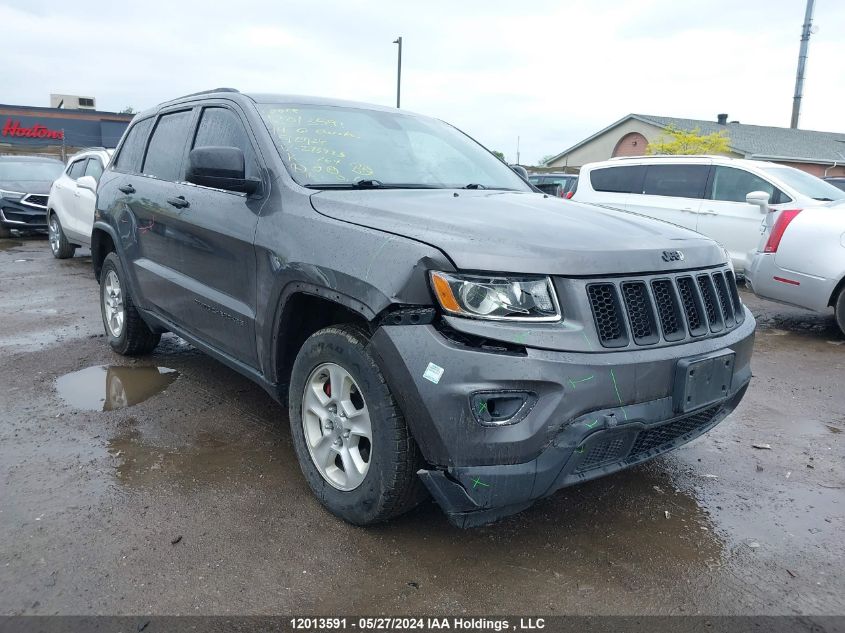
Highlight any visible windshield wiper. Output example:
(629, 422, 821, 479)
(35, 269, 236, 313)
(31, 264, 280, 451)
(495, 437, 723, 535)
(812, 197, 835, 201)
(305, 180, 441, 190)
(463, 183, 487, 189)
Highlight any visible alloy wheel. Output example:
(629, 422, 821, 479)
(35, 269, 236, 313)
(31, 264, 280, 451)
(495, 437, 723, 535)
(301, 362, 373, 491)
(48, 217, 60, 255)
(103, 270, 125, 338)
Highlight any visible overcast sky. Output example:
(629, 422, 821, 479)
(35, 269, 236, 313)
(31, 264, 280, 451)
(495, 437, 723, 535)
(3, 0, 844, 164)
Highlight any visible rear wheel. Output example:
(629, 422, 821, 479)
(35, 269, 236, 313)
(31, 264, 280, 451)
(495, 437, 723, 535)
(48, 214, 76, 259)
(835, 287, 845, 337)
(100, 252, 161, 355)
(288, 324, 427, 525)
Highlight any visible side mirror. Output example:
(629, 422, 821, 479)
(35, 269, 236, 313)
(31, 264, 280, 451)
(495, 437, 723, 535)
(186, 146, 259, 194)
(510, 164, 529, 181)
(76, 175, 97, 193)
(746, 190, 771, 213)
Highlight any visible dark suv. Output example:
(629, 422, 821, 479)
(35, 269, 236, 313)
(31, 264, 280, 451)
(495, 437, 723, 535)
(528, 172, 578, 199)
(0, 155, 65, 237)
(92, 89, 755, 527)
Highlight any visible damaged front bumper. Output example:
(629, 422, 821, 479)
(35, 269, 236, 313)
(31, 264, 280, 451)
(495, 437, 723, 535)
(370, 309, 755, 528)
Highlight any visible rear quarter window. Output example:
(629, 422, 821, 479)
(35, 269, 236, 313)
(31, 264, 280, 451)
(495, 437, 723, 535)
(114, 118, 154, 173)
(589, 165, 645, 193)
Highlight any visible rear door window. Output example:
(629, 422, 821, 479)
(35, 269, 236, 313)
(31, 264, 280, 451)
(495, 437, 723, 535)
(142, 110, 194, 182)
(709, 166, 786, 204)
(192, 107, 258, 179)
(114, 118, 153, 173)
(642, 164, 709, 198)
(589, 165, 645, 193)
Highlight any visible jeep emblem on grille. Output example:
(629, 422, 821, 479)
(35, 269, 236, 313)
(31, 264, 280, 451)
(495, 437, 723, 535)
(661, 250, 685, 262)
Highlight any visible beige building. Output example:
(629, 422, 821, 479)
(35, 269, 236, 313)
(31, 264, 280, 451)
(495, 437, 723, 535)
(543, 113, 845, 178)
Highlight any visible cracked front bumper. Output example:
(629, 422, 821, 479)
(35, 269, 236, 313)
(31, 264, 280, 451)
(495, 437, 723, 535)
(371, 308, 755, 527)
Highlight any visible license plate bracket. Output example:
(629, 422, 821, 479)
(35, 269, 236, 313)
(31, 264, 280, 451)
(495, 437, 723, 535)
(674, 350, 735, 413)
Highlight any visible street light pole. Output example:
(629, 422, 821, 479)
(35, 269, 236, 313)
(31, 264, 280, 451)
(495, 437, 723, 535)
(393, 36, 402, 108)
(790, 0, 816, 129)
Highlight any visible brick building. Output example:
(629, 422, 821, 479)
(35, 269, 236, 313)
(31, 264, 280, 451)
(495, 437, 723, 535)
(544, 114, 845, 178)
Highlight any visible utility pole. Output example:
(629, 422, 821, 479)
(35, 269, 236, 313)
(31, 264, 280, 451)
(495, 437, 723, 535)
(516, 136, 520, 165)
(790, 0, 816, 129)
(393, 37, 403, 108)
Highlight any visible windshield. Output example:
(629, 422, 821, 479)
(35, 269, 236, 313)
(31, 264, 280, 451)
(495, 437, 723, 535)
(257, 104, 531, 191)
(760, 165, 845, 202)
(0, 160, 64, 182)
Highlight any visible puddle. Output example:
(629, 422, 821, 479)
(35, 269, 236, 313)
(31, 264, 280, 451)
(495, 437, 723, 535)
(56, 365, 178, 411)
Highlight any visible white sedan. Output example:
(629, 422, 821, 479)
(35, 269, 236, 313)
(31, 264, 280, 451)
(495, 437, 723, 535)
(747, 201, 845, 336)
(46, 149, 112, 258)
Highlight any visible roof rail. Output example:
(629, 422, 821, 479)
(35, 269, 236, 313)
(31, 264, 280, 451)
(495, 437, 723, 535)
(169, 87, 240, 101)
(608, 154, 733, 161)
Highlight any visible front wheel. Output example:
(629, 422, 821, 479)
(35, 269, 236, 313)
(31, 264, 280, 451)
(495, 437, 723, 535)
(835, 286, 845, 337)
(99, 252, 161, 355)
(288, 324, 427, 525)
(48, 214, 76, 259)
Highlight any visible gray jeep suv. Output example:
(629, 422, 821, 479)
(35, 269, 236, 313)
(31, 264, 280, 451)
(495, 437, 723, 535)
(92, 88, 755, 527)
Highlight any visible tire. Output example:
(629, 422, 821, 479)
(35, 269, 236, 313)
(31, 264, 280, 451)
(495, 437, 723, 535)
(288, 324, 427, 525)
(0, 225, 11, 239)
(48, 213, 76, 259)
(99, 252, 161, 355)
(835, 286, 845, 337)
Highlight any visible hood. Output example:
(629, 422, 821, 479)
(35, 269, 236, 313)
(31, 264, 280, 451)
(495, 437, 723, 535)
(0, 180, 53, 195)
(310, 189, 726, 275)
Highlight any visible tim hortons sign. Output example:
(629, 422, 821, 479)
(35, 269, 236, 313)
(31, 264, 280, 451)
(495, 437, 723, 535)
(2, 118, 65, 140)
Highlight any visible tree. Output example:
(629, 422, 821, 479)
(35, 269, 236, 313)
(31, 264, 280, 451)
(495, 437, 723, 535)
(646, 124, 731, 155)
(120, 106, 136, 114)
(492, 150, 506, 161)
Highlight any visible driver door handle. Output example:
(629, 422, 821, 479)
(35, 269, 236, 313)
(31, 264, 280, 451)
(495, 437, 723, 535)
(118, 184, 135, 194)
(167, 196, 190, 209)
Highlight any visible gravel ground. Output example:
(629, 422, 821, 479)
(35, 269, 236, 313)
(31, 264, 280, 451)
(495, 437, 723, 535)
(0, 235, 842, 616)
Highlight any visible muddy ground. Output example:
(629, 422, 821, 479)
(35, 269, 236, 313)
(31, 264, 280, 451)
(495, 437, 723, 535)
(0, 236, 843, 616)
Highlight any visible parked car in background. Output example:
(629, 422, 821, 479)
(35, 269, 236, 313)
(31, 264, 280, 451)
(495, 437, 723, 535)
(529, 172, 578, 198)
(573, 156, 845, 273)
(90, 89, 753, 528)
(0, 155, 65, 238)
(824, 177, 845, 192)
(46, 148, 113, 258)
(747, 199, 845, 336)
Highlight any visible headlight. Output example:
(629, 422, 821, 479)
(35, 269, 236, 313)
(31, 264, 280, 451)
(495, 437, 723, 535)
(0, 189, 25, 201)
(430, 271, 561, 321)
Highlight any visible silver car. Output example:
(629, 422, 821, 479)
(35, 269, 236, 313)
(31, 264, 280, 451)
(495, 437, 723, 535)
(747, 198, 845, 335)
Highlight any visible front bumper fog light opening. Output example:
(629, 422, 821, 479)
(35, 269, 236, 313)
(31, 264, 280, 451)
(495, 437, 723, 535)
(469, 390, 537, 426)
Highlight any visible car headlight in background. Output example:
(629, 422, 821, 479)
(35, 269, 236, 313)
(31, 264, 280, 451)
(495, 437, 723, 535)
(0, 189, 25, 202)
(430, 271, 561, 321)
